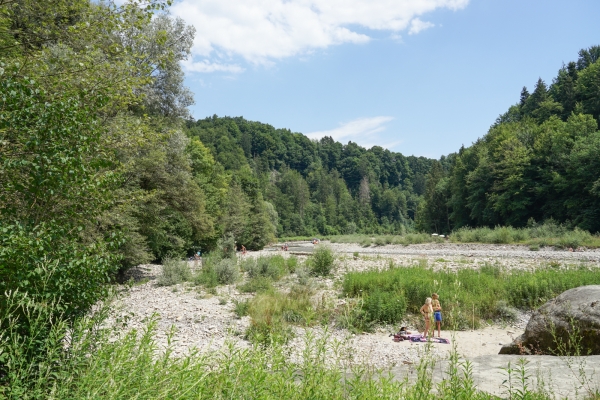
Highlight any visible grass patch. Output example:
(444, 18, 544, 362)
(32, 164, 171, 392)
(237, 276, 274, 293)
(342, 263, 600, 330)
(245, 255, 288, 280)
(277, 235, 331, 242)
(450, 221, 600, 248)
(245, 285, 317, 346)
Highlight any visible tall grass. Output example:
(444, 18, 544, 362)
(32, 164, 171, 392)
(2, 290, 589, 399)
(328, 221, 600, 248)
(331, 233, 446, 246)
(342, 263, 600, 330)
(451, 222, 600, 248)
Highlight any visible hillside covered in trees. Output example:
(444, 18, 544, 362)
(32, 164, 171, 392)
(418, 46, 600, 234)
(185, 116, 441, 241)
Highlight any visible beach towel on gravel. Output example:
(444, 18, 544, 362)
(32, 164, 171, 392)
(409, 336, 450, 344)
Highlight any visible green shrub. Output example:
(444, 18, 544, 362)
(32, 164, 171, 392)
(374, 236, 386, 246)
(360, 237, 372, 247)
(215, 234, 237, 259)
(495, 300, 518, 322)
(286, 255, 298, 273)
(214, 258, 239, 285)
(450, 222, 600, 248)
(244, 289, 316, 346)
(158, 258, 192, 286)
(245, 319, 293, 347)
(342, 264, 600, 328)
(194, 262, 218, 288)
(362, 290, 407, 324)
(247, 255, 286, 280)
(238, 276, 274, 293)
(233, 299, 250, 318)
(295, 266, 312, 286)
(310, 245, 335, 276)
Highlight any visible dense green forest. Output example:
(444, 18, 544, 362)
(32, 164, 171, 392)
(418, 45, 600, 234)
(185, 116, 441, 240)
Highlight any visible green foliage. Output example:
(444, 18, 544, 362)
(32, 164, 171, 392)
(343, 264, 600, 329)
(0, 76, 120, 321)
(286, 255, 298, 273)
(0, 288, 581, 399)
(215, 234, 237, 259)
(237, 276, 274, 293)
(450, 222, 600, 248)
(157, 258, 192, 286)
(214, 258, 239, 285)
(442, 46, 600, 234)
(362, 290, 408, 325)
(186, 116, 428, 237)
(194, 258, 218, 288)
(310, 245, 335, 276)
(245, 285, 317, 346)
(246, 255, 287, 281)
(233, 299, 250, 318)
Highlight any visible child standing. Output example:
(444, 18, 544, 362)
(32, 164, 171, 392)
(420, 297, 433, 337)
(432, 293, 442, 338)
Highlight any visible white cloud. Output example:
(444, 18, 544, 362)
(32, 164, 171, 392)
(181, 59, 245, 74)
(171, 0, 469, 69)
(408, 18, 435, 35)
(306, 116, 395, 148)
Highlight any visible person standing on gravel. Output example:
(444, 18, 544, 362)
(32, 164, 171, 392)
(432, 293, 442, 338)
(420, 297, 433, 337)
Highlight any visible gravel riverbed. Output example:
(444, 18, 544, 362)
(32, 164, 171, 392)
(111, 242, 599, 369)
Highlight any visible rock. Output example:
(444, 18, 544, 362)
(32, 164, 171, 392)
(500, 285, 600, 355)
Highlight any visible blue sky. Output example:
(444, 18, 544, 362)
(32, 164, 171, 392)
(171, 0, 600, 158)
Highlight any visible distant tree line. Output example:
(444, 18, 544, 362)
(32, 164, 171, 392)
(185, 116, 441, 240)
(418, 46, 600, 234)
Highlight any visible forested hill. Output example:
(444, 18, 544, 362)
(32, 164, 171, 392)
(418, 45, 600, 234)
(185, 116, 442, 238)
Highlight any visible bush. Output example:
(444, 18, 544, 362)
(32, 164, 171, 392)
(286, 255, 298, 273)
(238, 276, 274, 293)
(158, 258, 192, 286)
(295, 266, 312, 286)
(310, 245, 335, 276)
(247, 256, 286, 280)
(194, 260, 218, 288)
(214, 258, 239, 285)
(215, 234, 237, 259)
(233, 299, 250, 318)
(374, 236, 386, 246)
(362, 290, 407, 325)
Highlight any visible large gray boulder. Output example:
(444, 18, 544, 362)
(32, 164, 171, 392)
(500, 285, 600, 355)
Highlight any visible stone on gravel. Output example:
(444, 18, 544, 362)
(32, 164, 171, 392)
(500, 285, 600, 355)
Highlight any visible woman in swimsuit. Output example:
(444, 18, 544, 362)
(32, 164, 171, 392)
(420, 297, 433, 337)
